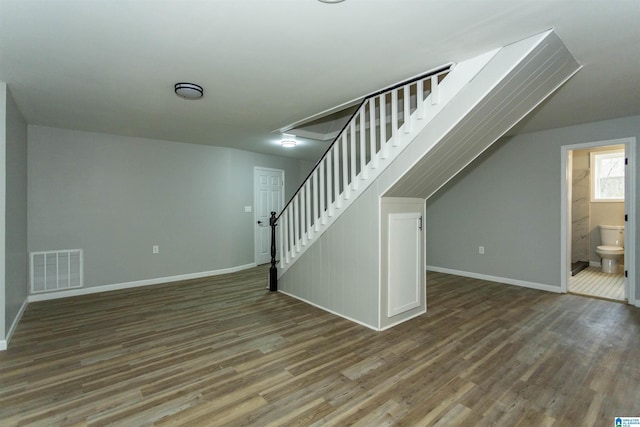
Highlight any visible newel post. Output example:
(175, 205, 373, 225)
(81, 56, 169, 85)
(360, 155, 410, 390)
(269, 211, 277, 292)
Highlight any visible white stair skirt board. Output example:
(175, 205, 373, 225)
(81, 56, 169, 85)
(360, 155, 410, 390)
(27, 262, 257, 302)
(426, 266, 562, 294)
(0, 299, 29, 351)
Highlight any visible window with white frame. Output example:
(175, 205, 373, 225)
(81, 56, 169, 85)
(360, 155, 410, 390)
(591, 149, 625, 202)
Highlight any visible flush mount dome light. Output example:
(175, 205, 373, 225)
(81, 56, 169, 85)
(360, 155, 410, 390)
(174, 82, 204, 99)
(281, 134, 297, 148)
(318, 0, 345, 2)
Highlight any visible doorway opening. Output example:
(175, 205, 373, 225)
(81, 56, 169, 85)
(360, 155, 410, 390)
(561, 137, 636, 303)
(254, 167, 284, 266)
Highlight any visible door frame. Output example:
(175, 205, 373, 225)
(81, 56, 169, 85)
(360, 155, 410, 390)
(253, 167, 285, 265)
(560, 137, 636, 305)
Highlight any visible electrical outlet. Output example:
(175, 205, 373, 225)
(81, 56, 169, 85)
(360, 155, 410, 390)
(244, 206, 252, 213)
(153, 245, 159, 254)
(479, 246, 485, 255)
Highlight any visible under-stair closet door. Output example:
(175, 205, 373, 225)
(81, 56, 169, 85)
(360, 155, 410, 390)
(387, 212, 422, 316)
(380, 197, 426, 330)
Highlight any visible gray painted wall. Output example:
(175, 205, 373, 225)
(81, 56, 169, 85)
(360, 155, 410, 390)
(5, 88, 28, 335)
(425, 115, 640, 299)
(0, 82, 5, 341)
(28, 126, 309, 288)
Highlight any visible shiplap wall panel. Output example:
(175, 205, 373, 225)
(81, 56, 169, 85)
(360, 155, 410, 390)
(279, 184, 380, 329)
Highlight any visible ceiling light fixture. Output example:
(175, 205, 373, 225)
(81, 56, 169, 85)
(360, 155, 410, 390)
(281, 134, 297, 148)
(174, 82, 204, 99)
(318, 0, 345, 3)
(281, 139, 297, 148)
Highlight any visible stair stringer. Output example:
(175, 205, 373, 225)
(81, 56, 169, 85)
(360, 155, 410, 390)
(278, 30, 580, 331)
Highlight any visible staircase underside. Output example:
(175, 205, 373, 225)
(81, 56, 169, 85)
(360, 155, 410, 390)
(380, 30, 581, 199)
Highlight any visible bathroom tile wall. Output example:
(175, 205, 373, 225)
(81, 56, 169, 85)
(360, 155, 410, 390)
(572, 149, 590, 263)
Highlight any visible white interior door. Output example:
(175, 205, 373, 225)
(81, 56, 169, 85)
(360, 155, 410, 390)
(254, 167, 284, 265)
(388, 212, 422, 317)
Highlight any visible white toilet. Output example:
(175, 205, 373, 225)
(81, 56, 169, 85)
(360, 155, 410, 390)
(596, 225, 624, 274)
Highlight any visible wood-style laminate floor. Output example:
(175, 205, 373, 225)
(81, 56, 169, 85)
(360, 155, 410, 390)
(1, 266, 639, 426)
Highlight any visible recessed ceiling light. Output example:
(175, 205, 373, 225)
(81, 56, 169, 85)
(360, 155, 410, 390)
(174, 82, 204, 99)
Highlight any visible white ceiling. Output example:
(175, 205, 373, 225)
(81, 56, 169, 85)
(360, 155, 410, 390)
(1, 0, 639, 161)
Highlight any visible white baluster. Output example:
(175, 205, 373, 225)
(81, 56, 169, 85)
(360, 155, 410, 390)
(293, 195, 300, 254)
(379, 94, 388, 159)
(327, 152, 334, 217)
(300, 180, 311, 246)
(431, 74, 439, 105)
(403, 84, 411, 134)
(369, 98, 377, 168)
(298, 193, 303, 250)
(300, 186, 307, 246)
(320, 159, 326, 224)
(305, 180, 312, 240)
(360, 107, 367, 179)
(334, 145, 342, 208)
(416, 78, 424, 119)
(391, 90, 399, 147)
(350, 120, 358, 190)
(288, 206, 295, 259)
(313, 169, 320, 232)
(341, 134, 350, 200)
(278, 211, 289, 267)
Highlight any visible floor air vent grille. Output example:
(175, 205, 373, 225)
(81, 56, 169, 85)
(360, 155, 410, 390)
(30, 249, 83, 293)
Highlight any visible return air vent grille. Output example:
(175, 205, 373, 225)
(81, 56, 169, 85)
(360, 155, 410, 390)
(30, 249, 83, 293)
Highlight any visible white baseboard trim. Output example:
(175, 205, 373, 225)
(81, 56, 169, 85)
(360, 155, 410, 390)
(635, 299, 640, 308)
(278, 289, 380, 332)
(1, 298, 29, 351)
(28, 263, 257, 303)
(589, 261, 601, 268)
(380, 308, 426, 331)
(426, 266, 562, 294)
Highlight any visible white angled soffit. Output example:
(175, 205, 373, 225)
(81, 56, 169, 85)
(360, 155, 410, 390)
(380, 30, 581, 199)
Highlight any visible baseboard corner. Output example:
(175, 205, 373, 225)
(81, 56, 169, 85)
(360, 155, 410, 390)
(2, 298, 29, 350)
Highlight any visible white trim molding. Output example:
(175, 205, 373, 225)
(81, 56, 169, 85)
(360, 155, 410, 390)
(1, 298, 28, 351)
(561, 137, 636, 305)
(27, 263, 257, 303)
(379, 309, 426, 331)
(427, 266, 562, 294)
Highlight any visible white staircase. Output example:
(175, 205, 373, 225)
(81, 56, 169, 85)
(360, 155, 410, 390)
(275, 30, 581, 330)
(277, 54, 495, 275)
